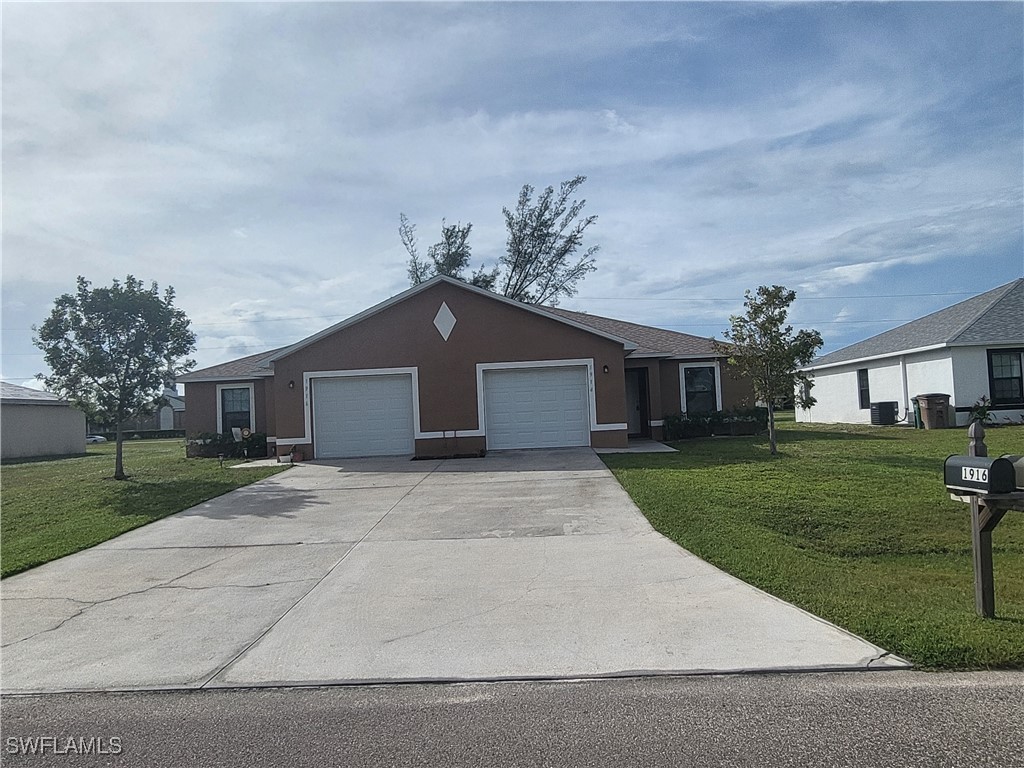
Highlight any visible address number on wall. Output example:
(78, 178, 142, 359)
(962, 466, 989, 483)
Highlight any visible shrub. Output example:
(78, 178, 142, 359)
(663, 407, 768, 440)
(185, 432, 268, 459)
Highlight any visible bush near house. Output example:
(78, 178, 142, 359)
(185, 432, 269, 459)
(603, 421, 1024, 669)
(663, 407, 768, 440)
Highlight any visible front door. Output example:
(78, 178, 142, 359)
(625, 369, 648, 437)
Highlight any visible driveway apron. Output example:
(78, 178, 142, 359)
(1, 449, 907, 692)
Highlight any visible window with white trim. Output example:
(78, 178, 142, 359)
(681, 364, 720, 413)
(220, 387, 252, 433)
(988, 349, 1024, 405)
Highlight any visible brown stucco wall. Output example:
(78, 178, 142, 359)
(184, 379, 272, 435)
(271, 281, 628, 454)
(183, 382, 217, 434)
(720, 365, 756, 409)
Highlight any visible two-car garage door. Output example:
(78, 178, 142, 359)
(311, 366, 592, 457)
(482, 366, 591, 450)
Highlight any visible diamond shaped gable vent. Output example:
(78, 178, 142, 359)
(433, 302, 457, 341)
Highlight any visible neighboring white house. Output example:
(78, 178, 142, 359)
(0, 381, 86, 460)
(797, 279, 1024, 427)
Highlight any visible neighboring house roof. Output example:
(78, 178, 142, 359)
(0, 381, 69, 406)
(543, 307, 722, 358)
(179, 347, 286, 382)
(806, 278, 1024, 370)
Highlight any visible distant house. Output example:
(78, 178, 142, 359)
(797, 279, 1024, 426)
(0, 382, 86, 461)
(86, 385, 185, 434)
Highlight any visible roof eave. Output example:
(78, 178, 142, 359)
(801, 343, 949, 372)
(179, 373, 274, 384)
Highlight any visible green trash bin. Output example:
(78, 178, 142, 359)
(911, 397, 922, 429)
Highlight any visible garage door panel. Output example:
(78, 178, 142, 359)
(483, 367, 591, 450)
(313, 375, 415, 458)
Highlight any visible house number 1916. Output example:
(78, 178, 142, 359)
(962, 466, 988, 483)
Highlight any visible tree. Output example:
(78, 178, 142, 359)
(401, 175, 598, 305)
(715, 285, 823, 456)
(34, 276, 197, 480)
(400, 214, 497, 290)
(499, 175, 598, 305)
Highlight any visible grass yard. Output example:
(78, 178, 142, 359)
(1, 440, 286, 578)
(602, 421, 1024, 670)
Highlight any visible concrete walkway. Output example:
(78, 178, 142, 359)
(1, 449, 907, 693)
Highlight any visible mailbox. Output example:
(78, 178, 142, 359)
(1000, 455, 1024, 491)
(944, 455, 1017, 495)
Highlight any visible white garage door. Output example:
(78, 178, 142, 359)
(312, 375, 415, 458)
(483, 366, 591, 450)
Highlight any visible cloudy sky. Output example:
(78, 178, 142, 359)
(3, 2, 1022, 386)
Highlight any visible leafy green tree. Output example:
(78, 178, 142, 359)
(715, 285, 823, 455)
(401, 175, 598, 305)
(499, 175, 598, 305)
(34, 276, 196, 479)
(400, 214, 497, 289)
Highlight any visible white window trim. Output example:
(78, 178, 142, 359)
(679, 362, 722, 413)
(216, 383, 256, 434)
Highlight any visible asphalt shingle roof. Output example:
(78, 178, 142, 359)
(541, 307, 721, 357)
(178, 347, 285, 382)
(809, 278, 1024, 368)
(0, 381, 67, 404)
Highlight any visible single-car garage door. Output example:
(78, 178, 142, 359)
(312, 375, 415, 458)
(483, 366, 591, 450)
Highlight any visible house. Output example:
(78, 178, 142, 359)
(179, 276, 754, 459)
(0, 381, 86, 461)
(87, 385, 185, 434)
(797, 278, 1024, 426)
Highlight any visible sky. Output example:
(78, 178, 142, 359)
(3, 1, 1022, 389)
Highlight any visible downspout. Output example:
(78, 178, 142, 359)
(900, 355, 910, 421)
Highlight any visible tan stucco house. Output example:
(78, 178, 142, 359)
(1, 381, 86, 461)
(180, 277, 754, 459)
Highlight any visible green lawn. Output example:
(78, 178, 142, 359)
(1, 440, 286, 578)
(603, 421, 1024, 670)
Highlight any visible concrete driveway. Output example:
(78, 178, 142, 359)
(1, 449, 907, 692)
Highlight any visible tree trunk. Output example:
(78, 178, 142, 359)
(768, 402, 777, 455)
(114, 420, 126, 480)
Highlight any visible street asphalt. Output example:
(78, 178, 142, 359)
(2, 449, 905, 693)
(2, 672, 1021, 767)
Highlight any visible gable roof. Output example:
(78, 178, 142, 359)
(0, 381, 69, 406)
(178, 276, 730, 382)
(264, 275, 637, 364)
(543, 307, 722, 358)
(806, 278, 1024, 370)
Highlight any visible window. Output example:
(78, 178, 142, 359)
(857, 368, 870, 410)
(681, 364, 720, 413)
(988, 349, 1024, 405)
(218, 385, 253, 433)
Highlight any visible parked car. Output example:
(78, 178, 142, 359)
(85, 435, 108, 444)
